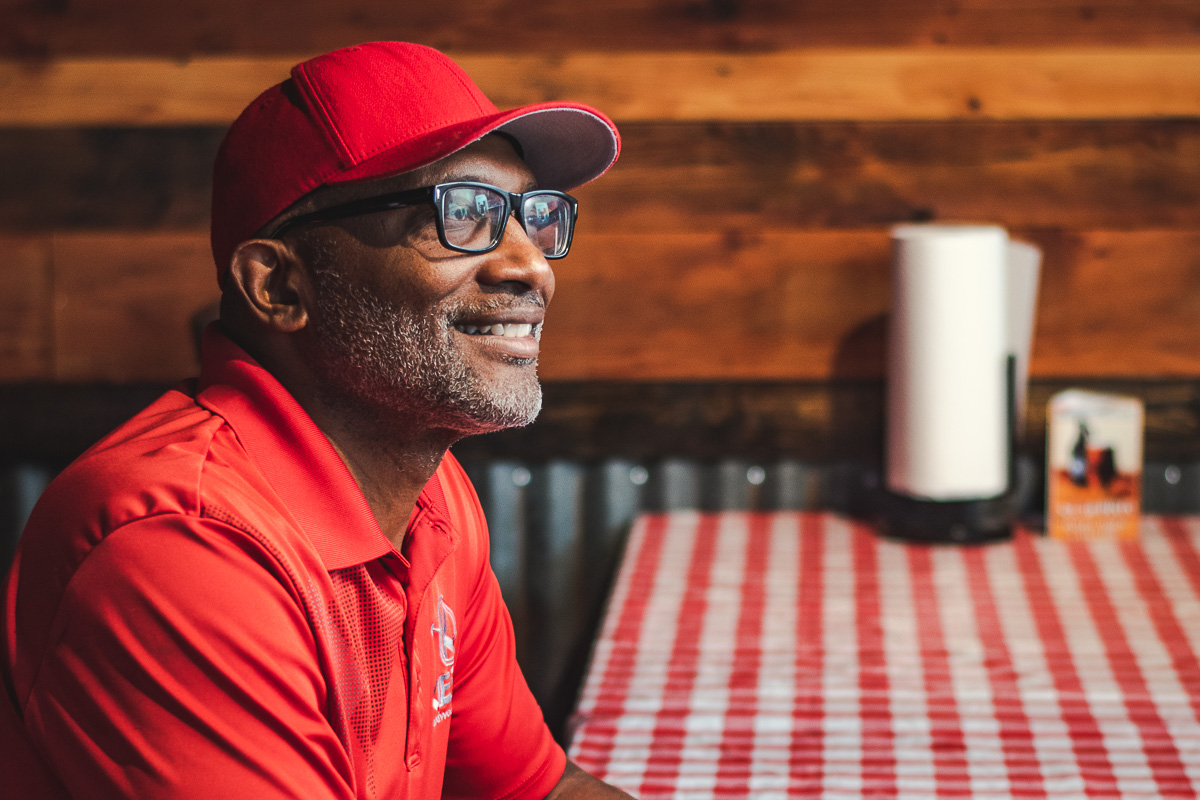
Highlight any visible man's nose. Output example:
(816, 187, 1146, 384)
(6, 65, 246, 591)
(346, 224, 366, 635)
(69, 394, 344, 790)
(477, 215, 556, 297)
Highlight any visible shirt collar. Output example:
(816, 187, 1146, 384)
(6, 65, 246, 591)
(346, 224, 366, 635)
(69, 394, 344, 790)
(194, 324, 395, 570)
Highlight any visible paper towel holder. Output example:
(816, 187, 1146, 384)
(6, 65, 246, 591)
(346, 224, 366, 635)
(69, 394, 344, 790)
(851, 223, 1042, 543)
(867, 354, 1021, 543)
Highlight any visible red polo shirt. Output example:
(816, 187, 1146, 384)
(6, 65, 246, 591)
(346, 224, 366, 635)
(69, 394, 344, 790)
(1, 328, 564, 799)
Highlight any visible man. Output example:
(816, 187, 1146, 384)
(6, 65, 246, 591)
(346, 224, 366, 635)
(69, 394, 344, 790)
(1, 42, 633, 799)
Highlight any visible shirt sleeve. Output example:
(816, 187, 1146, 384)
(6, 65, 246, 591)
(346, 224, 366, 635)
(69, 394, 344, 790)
(20, 514, 357, 800)
(439, 511, 565, 800)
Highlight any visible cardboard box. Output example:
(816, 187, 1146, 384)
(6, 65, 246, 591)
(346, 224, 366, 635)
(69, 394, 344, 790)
(1047, 390, 1144, 540)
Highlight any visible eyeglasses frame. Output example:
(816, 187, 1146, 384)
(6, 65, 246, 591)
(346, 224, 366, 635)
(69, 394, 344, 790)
(266, 181, 579, 259)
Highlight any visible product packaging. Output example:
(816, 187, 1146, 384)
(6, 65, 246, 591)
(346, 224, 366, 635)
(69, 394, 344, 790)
(1046, 390, 1144, 539)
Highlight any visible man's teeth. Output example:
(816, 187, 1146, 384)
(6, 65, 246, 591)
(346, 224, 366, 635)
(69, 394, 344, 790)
(453, 323, 534, 338)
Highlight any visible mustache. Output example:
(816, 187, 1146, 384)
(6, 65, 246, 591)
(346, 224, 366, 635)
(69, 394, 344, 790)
(445, 295, 545, 323)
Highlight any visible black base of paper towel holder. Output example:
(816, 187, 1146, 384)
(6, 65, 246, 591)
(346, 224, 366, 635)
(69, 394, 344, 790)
(865, 355, 1030, 544)
(868, 490, 1016, 544)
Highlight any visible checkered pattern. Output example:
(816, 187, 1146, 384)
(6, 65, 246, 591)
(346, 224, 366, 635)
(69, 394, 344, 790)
(568, 512, 1200, 799)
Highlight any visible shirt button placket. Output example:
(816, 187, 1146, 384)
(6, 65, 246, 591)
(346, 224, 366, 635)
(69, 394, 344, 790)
(406, 651, 422, 770)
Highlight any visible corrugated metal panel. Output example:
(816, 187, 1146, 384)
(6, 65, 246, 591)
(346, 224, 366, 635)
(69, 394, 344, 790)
(0, 464, 52, 569)
(1144, 460, 1200, 514)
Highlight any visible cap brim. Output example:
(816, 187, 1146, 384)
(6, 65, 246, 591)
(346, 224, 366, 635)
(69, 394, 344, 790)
(333, 101, 620, 192)
(490, 104, 621, 191)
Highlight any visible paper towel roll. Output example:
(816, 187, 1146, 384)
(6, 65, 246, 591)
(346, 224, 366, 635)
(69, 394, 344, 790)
(887, 224, 1009, 500)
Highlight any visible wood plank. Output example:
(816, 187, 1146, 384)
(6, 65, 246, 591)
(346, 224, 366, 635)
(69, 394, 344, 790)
(460, 379, 1200, 463)
(4, 1, 1200, 56)
(547, 229, 891, 379)
(25, 228, 1200, 384)
(3, 378, 1199, 466)
(0, 235, 52, 380)
(1031, 229, 1200, 376)
(551, 227, 1200, 380)
(0, 128, 221, 229)
(51, 233, 220, 382)
(575, 119, 1200, 232)
(5, 120, 1200, 231)
(3, 48, 1199, 126)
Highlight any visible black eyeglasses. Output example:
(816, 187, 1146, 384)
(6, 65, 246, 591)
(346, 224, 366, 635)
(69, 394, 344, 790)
(267, 181, 579, 259)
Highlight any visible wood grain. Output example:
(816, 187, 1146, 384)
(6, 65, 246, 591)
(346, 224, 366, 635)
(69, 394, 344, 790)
(0, 128, 222, 229)
(547, 229, 891, 379)
(4, 378, 1198, 465)
(19, 227, 1200, 384)
(555, 228, 1200, 380)
(4, 121, 1200, 231)
(4, 1, 1200, 57)
(51, 233, 219, 382)
(0, 235, 52, 381)
(3, 48, 1199, 126)
(1032, 229, 1200, 376)
(576, 119, 1200, 231)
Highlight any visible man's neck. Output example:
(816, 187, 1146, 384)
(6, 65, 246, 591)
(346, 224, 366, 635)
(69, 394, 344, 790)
(229, 326, 470, 549)
(312, 408, 462, 550)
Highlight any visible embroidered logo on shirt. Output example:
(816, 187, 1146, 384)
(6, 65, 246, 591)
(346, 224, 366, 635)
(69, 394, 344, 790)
(431, 595, 456, 724)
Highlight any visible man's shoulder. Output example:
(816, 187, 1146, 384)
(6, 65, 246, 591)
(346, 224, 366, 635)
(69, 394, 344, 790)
(45, 386, 216, 510)
(12, 382, 314, 630)
(24, 382, 284, 557)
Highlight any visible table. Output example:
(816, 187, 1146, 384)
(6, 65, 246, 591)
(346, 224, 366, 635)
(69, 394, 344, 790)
(567, 512, 1200, 799)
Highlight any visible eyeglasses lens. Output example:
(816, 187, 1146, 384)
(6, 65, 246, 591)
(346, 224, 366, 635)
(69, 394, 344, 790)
(441, 186, 507, 252)
(522, 194, 572, 258)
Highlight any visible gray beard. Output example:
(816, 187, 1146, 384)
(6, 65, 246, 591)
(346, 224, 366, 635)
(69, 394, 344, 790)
(303, 266, 543, 436)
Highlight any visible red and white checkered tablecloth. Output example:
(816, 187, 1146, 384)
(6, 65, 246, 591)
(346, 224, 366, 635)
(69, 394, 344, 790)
(568, 512, 1200, 799)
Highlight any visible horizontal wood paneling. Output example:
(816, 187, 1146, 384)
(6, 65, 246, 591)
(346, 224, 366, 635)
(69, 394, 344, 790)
(0, 5, 1196, 393)
(4, 1, 1200, 56)
(3, 48, 1200, 126)
(0, 236, 51, 381)
(51, 233, 218, 382)
(5, 120, 1200, 231)
(3, 228, 1195, 383)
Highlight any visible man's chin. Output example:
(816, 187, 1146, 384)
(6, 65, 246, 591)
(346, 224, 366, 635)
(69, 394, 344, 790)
(436, 379, 543, 435)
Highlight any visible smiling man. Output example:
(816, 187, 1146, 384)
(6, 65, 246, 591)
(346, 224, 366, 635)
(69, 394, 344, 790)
(1, 42, 631, 799)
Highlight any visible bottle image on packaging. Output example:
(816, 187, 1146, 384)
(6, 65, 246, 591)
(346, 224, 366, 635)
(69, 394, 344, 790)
(1068, 421, 1089, 488)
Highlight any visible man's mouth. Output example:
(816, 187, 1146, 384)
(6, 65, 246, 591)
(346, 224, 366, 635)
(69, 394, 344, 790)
(452, 323, 535, 338)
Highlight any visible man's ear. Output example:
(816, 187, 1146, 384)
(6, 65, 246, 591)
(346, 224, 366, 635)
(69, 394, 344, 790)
(224, 239, 311, 333)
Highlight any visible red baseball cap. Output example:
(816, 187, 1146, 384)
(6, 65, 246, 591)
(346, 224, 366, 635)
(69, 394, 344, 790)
(210, 41, 621, 283)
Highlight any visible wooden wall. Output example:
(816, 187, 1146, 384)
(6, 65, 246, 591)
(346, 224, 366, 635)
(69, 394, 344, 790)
(1, 2, 1199, 433)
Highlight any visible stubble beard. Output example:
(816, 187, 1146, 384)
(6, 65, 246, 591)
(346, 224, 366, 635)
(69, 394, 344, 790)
(304, 265, 544, 436)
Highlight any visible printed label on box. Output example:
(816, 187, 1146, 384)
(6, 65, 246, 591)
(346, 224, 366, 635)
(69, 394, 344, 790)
(1047, 390, 1143, 539)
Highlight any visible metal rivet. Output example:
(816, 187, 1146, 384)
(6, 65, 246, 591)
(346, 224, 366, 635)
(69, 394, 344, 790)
(629, 466, 649, 486)
(512, 467, 532, 487)
(747, 466, 766, 485)
(1165, 465, 1182, 486)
